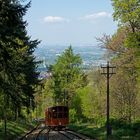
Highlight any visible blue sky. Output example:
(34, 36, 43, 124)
(25, 0, 117, 46)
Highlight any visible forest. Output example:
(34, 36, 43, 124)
(0, 0, 140, 139)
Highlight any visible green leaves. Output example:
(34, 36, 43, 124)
(96, 0, 140, 123)
(124, 32, 140, 48)
(112, 0, 140, 32)
(0, 0, 40, 119)
(51, 46, 87, 105)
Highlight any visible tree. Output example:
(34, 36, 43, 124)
(96, 0, 140, 123)
(51, 46, 87, 106)
(109, 49, 139, 122)
(111, 0, 140, 55)
(97, 30, 140, 122)
(0, 0, 40, 120)
(112, 0, 140, 32)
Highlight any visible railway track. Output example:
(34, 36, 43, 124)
(20, 125, 94, 140)
(35, 126, 50, 140)
(19, 123, 41, 140)
(58, 130, 85, 140)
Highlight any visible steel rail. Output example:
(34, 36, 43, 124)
(58, 131, 73, 140)
(58, 130, 86, 140)
(19, 123, 40, 140)
(66, 130, 85, 140)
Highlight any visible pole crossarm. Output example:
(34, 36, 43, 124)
(101, 62, 116, 77)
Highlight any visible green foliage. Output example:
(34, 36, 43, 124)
(0, 120, 35, 140)
(34, 46, 87, 120)
(110, 62, 139, 122)
(69, 70, 107, 124)
(69, 109, 78, 123)
(75, 87, 95, 119)
(97, 0, 140, 124)
(124, 32, 140, 48)
(0, 0, 40, 120)
(34, 79, 54, 118)
(69, 120, 140, 140)
(51, 46, 87, 105)
(109, 0, 140, 123)
(112, 0, 140, 32)
(67, 0, 140, 139)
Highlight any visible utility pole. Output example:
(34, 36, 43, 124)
(101, 61, 116, 139)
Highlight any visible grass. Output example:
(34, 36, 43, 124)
(68, 121, 140, 140)
(0, 120, 35, 140)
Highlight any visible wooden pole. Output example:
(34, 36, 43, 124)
(101, 61, 116, 139)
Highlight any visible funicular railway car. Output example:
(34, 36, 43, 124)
(45, 106, 69, 129)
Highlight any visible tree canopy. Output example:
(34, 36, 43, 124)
(0, 0, 40, 120)
(51, 46, 87, 106)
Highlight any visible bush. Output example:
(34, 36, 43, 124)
(115, 129, 135, 137)
(110, 119, 131, 129)
(69, 109, 77, 123)
(132, 121, 140, 134)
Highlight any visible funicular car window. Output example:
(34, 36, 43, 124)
(57, 113, 62, 118)
(49, 106, 68, 118)
(63, 112, 68, 118)
(57, 106, 62, 112)
(64, 107, 68, 112)
(58, 107, 63, 118)
(53, 112, 57, 118)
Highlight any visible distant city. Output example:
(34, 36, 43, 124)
(34, 45, 108, 79)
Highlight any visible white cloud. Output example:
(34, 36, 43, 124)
(80, 12, 112, 20)
(43, 16, 69, 23)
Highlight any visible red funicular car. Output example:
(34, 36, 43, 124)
(45, 106, 69, 129)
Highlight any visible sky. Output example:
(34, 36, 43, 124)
(24, 0, 117, 46)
